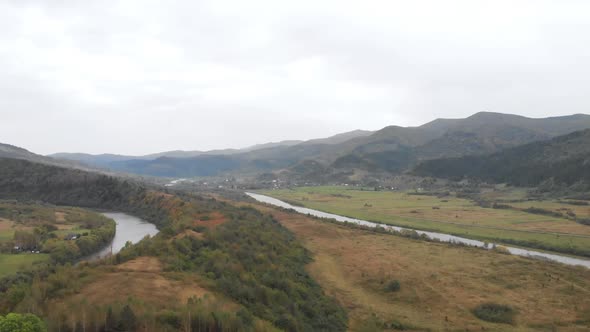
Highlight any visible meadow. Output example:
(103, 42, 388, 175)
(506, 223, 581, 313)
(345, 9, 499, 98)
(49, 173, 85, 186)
(243, 200, 590, 331)
(0, 253, 50, 278)
(259, 186, 590, 256)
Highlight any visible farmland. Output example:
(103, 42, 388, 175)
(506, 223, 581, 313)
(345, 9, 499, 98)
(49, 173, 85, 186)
(0, 201, 115, 273)
(259, 186, 590, 256)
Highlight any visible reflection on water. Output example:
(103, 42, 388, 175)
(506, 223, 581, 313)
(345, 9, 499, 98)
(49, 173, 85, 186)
(246, 192, 590, 269)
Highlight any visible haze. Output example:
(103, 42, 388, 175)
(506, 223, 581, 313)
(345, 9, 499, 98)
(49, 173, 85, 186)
(1, 0, 589, 155)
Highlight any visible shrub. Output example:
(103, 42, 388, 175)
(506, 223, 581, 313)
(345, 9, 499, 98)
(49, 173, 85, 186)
(523, 207, 563, 218)
(492, 245, 511, 255)
(385, 280, 400, 292)
(472, 303, 516, 324)
(0, 313, 46, 332)
(492, 203, 512, 209)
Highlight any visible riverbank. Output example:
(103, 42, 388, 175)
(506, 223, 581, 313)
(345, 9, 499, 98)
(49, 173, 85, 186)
(247, 192, 590, 268)
(80, 212, 159, 262)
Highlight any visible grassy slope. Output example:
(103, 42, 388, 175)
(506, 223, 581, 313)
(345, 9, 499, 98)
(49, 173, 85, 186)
(241, 201, 590, 331)
(0, 254, 50, 278)
(45, 257, 280, 332)
(260, 187, 590, 256)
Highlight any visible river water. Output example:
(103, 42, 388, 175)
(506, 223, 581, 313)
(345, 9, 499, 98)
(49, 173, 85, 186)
(246, 192, 590, 269)
(83, 212, 159, 261)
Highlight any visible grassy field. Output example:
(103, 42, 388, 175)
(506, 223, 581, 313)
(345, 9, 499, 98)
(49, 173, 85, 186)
(0, 202, 92, 242)
(242, 201, 590, 331)
(0, 201, 113, 276)
(259, 187, 590, 256)
(0, 253, 50, 278)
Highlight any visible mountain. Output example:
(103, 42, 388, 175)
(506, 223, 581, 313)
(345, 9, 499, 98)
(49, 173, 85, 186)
(239, 140, 303, 151)
(49, 131, 370, 176)
(413, 129, 590, 188)
(50, 140, 304, 167)
(47, 112, 590, 179)
(300, 130, 374, 145)
(329, 112, 590, 174)
(0, 143, 99, 171)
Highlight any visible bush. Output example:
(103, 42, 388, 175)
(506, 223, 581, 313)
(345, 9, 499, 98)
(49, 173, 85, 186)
(472, 303, 516, 324)
(0, 313, 46, 332)
(523, 207, 563, 218)
(385, 280, 400, 292)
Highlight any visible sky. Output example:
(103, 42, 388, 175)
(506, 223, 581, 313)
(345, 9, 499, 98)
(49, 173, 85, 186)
(1, 0, 589, 155)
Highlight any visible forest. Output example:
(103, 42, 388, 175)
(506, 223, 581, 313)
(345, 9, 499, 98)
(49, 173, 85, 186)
(413, 129, 590, 189)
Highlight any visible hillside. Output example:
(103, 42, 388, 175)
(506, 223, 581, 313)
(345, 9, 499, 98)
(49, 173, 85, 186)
(329, 112, 590, 174)
(0, 156, 347, 331)
(0, 143, 96, 171)
(413, 129, 590, 188)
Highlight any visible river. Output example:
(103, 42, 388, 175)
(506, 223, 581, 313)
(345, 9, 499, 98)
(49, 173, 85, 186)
(246, 192, 590, 269)
(83, 212, 159, 261)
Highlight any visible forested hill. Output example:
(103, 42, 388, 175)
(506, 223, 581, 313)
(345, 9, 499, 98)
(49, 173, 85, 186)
(412, 129, 590, 188)
(0, 157, 175, 227)
(0, 156, 348, 331)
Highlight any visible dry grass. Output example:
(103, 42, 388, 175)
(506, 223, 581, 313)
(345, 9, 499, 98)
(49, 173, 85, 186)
(54, 211, 67, 222)
(115, 256, 163, 273)
(70, 257, 209, 306)
(193, 211, 227, 229)
(245, 202, 590, 331)
(0, 218, 12, 231)
(173, 229, 205, 241)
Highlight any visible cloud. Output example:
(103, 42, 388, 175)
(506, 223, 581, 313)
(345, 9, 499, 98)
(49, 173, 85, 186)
(0, 0, 589, 154)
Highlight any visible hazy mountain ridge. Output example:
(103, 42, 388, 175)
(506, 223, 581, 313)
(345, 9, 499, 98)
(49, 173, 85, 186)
(39, 112, 590, 179)
(51, 130, 373, 166)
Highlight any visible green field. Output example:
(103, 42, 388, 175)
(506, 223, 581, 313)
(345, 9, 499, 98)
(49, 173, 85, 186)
(0, 201, 116, 274)
(259, 187, 590, 257)
(0, 253, 50, 278)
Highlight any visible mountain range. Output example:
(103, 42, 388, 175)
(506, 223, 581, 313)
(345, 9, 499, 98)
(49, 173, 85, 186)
(22, 111, 590, 180)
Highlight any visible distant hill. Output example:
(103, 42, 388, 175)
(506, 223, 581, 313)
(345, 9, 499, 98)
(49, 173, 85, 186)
(49, 130, 372, 177)
(329, 112, 590, 174)
(413, 129, 590, 187)
(46, 112, 590, 179)
(0, 143, 100, 171)
(300, 130, 374, 145)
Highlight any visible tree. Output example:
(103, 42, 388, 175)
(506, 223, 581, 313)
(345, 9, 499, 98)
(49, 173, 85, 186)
(120, 305, 137, 331)
(105, 306, 118, 332)
(0, 313, 46, 332)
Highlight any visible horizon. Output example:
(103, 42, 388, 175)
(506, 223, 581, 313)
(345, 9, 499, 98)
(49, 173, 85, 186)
(4, 110, 588, 156)
(2, 1, 590, 155)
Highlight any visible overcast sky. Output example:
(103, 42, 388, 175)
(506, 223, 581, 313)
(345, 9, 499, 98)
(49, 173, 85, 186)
(1, 0, 589, 155)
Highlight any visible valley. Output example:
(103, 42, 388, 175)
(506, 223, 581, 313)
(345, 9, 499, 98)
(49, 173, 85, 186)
(235, 199, 590, 331)
(257, 187, 590, 258)
(4, 2, 590, 330)
(2, 112, 590, 331)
